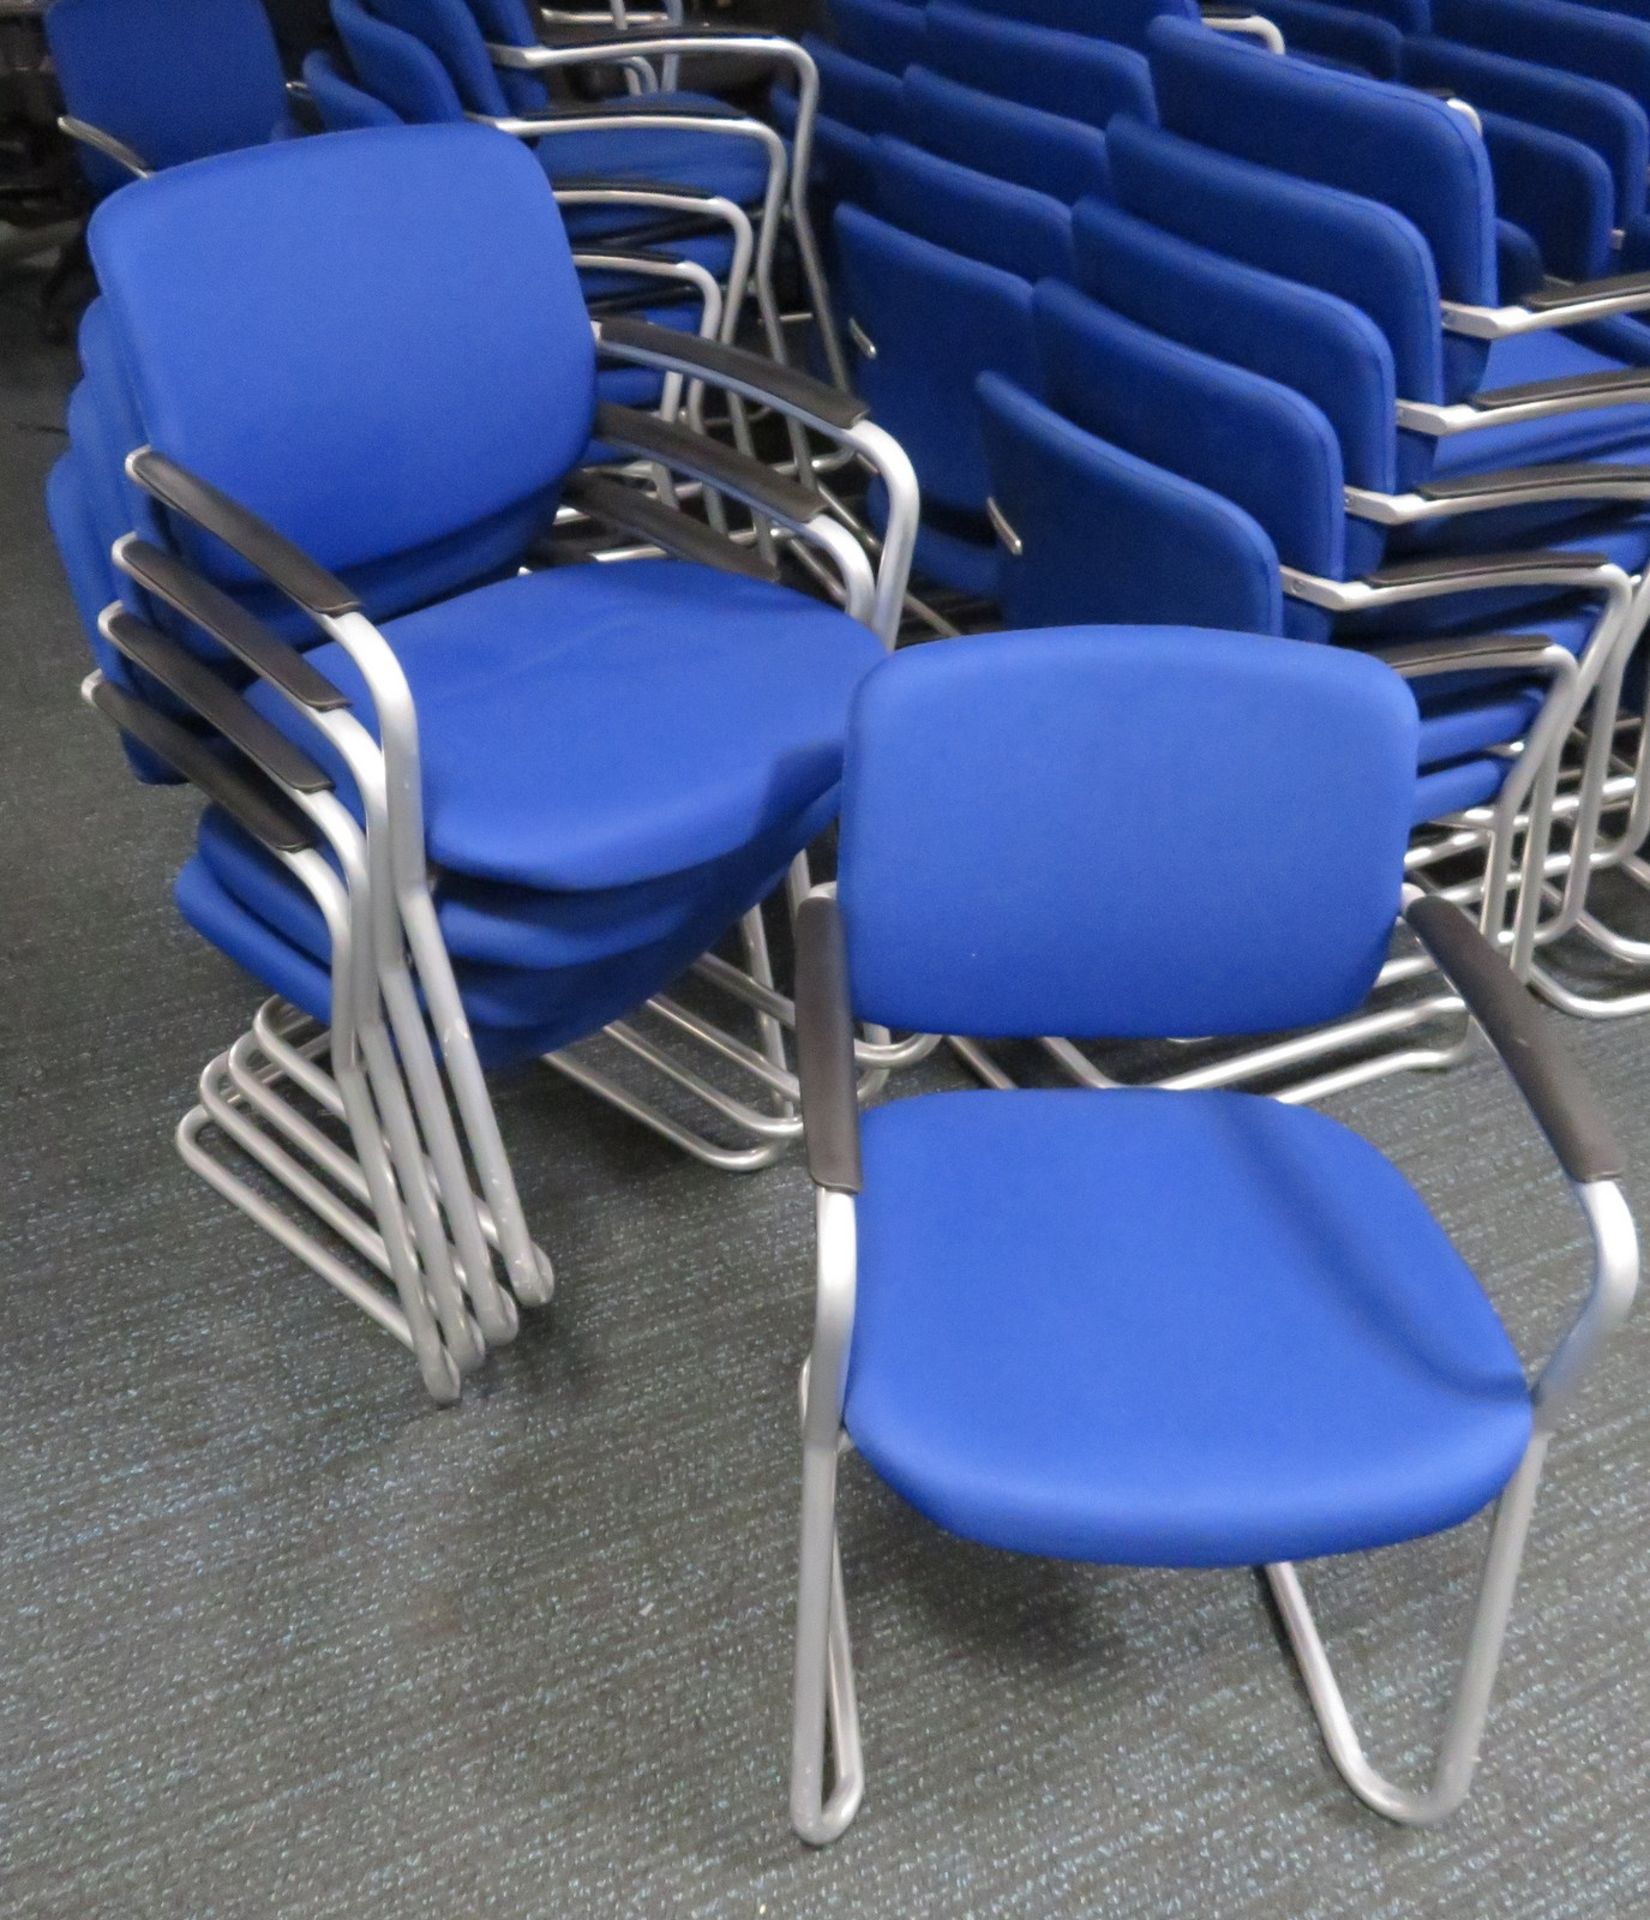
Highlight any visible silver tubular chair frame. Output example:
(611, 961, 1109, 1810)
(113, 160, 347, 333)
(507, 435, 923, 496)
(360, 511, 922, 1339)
(479, 31, 847, 389)
(790, 890, 1639, 1844)
(541, 324, 925, 1162)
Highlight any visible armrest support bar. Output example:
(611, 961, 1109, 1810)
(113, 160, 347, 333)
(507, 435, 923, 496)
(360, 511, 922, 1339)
(598, 315, 868, 432)
(1365, 630, 1559, 677)
(126, 449, 361, 621)
(489, 27, 798, 68)
(794, 893, 863, 1194)
(57, 115, 151, 180)
(1405, 893, 1623, 1181)
(594, 402, 824, 525)
(99, 608, 335, 795)
(114, 536, 350, 713)
(558, 472, 782, 580)
(88, 675, 319, 856)
(1444, 272, 1650, 337)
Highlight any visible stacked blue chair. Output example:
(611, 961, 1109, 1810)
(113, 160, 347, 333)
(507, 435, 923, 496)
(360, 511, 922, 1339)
(46, 0, 298, 193)
(341, 0, 847, 384)
(787, 623, 1637, 1840)
(48, 124, 919, 1402)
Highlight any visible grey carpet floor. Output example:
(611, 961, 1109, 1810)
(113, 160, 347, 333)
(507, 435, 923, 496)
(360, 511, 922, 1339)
(3, 266, 1650, 1920)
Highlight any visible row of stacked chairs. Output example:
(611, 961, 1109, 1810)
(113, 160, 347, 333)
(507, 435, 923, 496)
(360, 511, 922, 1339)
(33, 0, 1647, 1856)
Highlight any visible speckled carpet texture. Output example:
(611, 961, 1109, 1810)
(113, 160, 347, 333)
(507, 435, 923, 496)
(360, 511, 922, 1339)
(4, 268, 1649, 1920)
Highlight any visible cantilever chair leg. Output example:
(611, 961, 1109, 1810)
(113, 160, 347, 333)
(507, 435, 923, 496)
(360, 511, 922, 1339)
(791, 1430, 864, 1847)
(1264, 1439, 1547, 1825)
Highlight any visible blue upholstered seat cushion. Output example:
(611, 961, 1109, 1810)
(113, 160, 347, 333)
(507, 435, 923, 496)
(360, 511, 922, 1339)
(845, 1088, 1532, 1566)
(243, 560, 885, 890)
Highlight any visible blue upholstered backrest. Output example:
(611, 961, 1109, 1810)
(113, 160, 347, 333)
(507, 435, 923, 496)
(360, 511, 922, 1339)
(875, 139, 1075, 279)
(1434, 0, 1650, 121)
(1073, 199, 1398, 494)
(812, 40, 907, 134)
(903, 68, 1113, 202)
(303, 50, 405, 129)
(976, 372, 1283, 636)
(1105, 118, 1452, 404)
(461, 0, 554, 114)
(926, 2, 1156, 129)
(829, 0, 929, 73)
(368, 0, 514, 116)
(332, 0, 468, 121)
(1032, 281, 1347, 581)
(1403, 34, 1649, 226)
(85, 127, 595, 586)
(837, 628, 1418, 1037)
(835, 205, 1038, 518)
(46, 0, 290, 195)
(958, 0, 1198, 49)
(1146, 17, 1498, 306)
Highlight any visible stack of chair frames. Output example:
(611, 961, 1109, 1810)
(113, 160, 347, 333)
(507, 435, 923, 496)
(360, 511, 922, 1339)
(332, 0, 848, 392)
(786, 623, 1637, 1841)
(46, 124, 920, 1401)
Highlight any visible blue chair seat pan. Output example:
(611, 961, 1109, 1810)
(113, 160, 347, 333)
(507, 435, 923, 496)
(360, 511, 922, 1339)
(845, 1088, 1532, 1567)
(538, 102, 771, 209)
(195, 778, 838, 972)
(174, 838, 803, 1065)
(1432, 330, 1650, 474)
(243, 561, 884, 892)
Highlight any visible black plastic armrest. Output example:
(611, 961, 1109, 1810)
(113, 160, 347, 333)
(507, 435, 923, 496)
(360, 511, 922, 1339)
(1365, 629, 1554, 675)
(594, 403, 824, 525)
(1406, 894, 1624, 1181)
(1365, 547, 1608, 588)
(89, 678, 320, 857)
(1522, 270, 1650, 314)
(102, 610, 336, 794)
(1470, 369, 1650, 412)
(127, 449, 362, 621)
(115, 538, 351, 713)
(795, 894, 863, 1194)
(553, 174, 723, 202)
(597, 315, 869, 431)
(1416, 462, 1650, 503)
(559, 472, 781, 581)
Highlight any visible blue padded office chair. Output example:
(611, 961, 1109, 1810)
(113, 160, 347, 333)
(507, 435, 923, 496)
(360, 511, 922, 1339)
(788, 625, 1637, 1842)
(46, 0, 297, 195)
(58, 124, 917, 1403)
(920, 2, 1156, 130)
(300, 48, 404, 129)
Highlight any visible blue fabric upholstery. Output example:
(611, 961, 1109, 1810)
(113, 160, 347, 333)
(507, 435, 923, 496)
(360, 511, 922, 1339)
(45, 0, 291, 196)
(874, 139, 1075, 280)
(903, 68, 1113, 203)
(926, 2, 1156, 129)
(807, 39, 906, 133)
(1147, 17, 1498, 305)
(457, 0, 554, 114)
(242, 561, 884, 890)
(845, 1086, 1531, 1563)
(1256, 0, 1405, 75)
(977, 373, 1284, 634)
(1106, 117, 1449, 405)
(303, 50, 404, 129)
(1073, 198, 1398, 494)
(370, 0, 514, 115)
(1434, 0, 1650, 125)
(1479, 110, 1614, 282)
(87, 127, 594, 588)
(960, 0, 1198, 48)
(332, 0, 468, 119)
(838, 628, 1417, 1037)
(1403, 35, 1649, 226)
(834, 205, 1039, 526)
(828, 0, 929, 72)
(1034, 281, 1348, 580)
